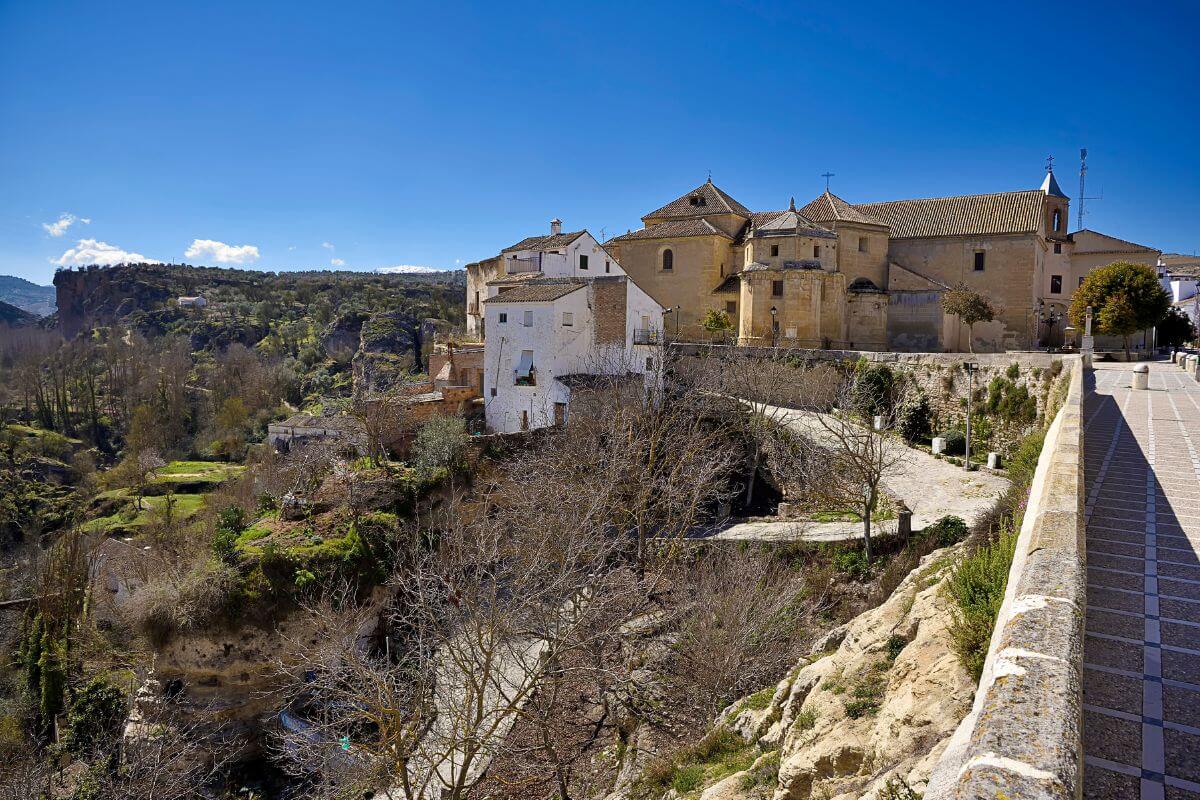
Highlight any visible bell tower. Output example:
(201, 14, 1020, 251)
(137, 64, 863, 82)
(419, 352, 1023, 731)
(1040, 156, 1070, 239)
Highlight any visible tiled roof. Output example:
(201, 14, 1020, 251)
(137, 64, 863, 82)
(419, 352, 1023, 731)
(742, 259, 823, 272)
(798, 192, 887, 226)
(482, 280, 585, 304)
(1071, 229, 1159, 255)
(752, 209, 837, 240)
(644, 180, 753, 220)
(502, 231, 586, 253)
(853, 190, 1047, 239)
(712, 276, 740, 294)
(610, 218, 732, 242)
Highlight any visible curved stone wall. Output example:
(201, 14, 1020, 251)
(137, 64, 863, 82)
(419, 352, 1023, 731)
(926, 355, 1086, 800)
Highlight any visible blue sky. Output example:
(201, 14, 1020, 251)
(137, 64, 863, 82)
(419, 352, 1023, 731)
(2, 0, 1198, 285)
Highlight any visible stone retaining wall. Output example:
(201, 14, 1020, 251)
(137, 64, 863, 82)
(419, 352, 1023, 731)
(671, 343, 1069, 454)
(925, 355, 1086, 800)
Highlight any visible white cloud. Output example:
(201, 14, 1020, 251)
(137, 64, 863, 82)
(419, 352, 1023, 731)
(184, 239, 260, 264)
(376, 264, 442, 274)
(322, 241, 335, 250)
(53, 238, 155, 266)
(42, 213, 90, 237)
(330, 258, 345, 267)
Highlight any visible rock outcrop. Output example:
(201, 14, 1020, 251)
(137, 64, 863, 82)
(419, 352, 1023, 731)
(710, 545, 974, 800)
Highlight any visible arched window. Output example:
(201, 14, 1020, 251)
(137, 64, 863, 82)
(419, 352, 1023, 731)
(662, 249, 674, 271)
(1052, 209, 1062, 232)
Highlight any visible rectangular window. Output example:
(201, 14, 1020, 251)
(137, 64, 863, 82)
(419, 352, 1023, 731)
(1054, 243, 1062, 254)
(490, 387, 497, 397)
(523, 310, 533, 327)
(562, 311, 573, 327)
(725, 301, 737, 315)
(579, 254, 589, 270)
(645, 356, 653, 370)
(1050, 275, 1063, 294)
(605, 260, 610, 273)
(498, 312, 507, 324)
(814, 245, 821, 258)
(858, 237, 868, 253)
(770, 245, 780, 257)
(772, 280, 784, 297)
(1079, 276, 1085, 287)
(974, 251, 986, 271)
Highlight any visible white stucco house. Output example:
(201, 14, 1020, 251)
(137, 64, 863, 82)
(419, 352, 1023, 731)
(478, 223, 664, 433)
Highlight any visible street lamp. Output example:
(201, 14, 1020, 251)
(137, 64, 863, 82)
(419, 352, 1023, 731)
(1039, 306, 1064, 349)
(770, 306, 778, 349)
(964, 361, 978, 471)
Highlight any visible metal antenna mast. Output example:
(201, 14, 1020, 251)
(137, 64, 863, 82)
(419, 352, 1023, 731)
(1077, 148, 1103, 229)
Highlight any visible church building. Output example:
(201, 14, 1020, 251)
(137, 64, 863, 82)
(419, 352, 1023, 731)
(603, 169, 1151, 352)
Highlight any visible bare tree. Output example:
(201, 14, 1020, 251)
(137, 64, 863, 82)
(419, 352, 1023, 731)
(796, 376, 908, 563)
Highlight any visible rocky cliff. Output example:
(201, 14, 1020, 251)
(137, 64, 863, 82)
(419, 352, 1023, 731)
(657, 545, 974, 800)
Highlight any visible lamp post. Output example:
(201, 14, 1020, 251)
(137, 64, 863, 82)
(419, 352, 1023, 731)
(1039, 307, 1064, 350)
(964, 361, 977, 471)
(770, 305, 778, 349)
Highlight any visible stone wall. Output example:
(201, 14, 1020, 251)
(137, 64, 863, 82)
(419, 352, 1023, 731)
(925, 355, 1086, 800)
(671, 343, 1068, 455)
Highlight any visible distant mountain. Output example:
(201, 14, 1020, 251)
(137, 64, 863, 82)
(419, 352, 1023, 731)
(376, 265, 443, 274)
(0, 275, 56, 316)
(0, 299, 37, 327)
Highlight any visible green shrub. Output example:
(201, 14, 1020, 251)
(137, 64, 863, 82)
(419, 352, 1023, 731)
(1007, 430, 1046, 489)
(412, 415, 470, 474)
(832, 548, 872, 580)
(1005, 362, 1021, 380)
(852, 361, 897, 418)
(896, 394, 933, 443)
(64, 679, 125, 756)
(738, 751, 780, 790)
(844, 698, 880, 719)
(885, 635, 908, 663)
(880, 775, 922, 800)
(793, 708, 817, 731)
(922, 515, 969, 547)
(938, 429, 965, 456)
(986, 377, 1037, 424)
(947, 528, 1018, 679)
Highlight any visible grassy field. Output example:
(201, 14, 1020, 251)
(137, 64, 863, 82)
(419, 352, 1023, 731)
(85, 460, 240, 535)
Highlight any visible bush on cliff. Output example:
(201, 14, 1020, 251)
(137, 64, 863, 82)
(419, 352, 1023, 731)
(946, 526, 1018, 680)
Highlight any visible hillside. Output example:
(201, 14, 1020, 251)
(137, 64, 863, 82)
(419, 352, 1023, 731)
(0, 299, 37, 327)
(0, 275, 56, 316)
(53, 262, 465, 339)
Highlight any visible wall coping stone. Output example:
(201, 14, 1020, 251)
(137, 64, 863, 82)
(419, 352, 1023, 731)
(925, 354, 1085, 800)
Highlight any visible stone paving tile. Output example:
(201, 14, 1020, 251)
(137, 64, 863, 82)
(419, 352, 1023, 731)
(1163, 684, 1200, 729)
(1092, 586, 1148, 614)
(1167, 729, 1200, 783)
(1165, 786, 1200, 799)
(1085, 668, 1143, 715)
(1162, 578, 1200, 602)
(1088, 608, 1146, 640)
(1093, 540, 1150, 559)
(1163, 622, 1200, 652)
(1162, 562, 1200, 582)
(1086, 635, 1147, 672)
(1090, 568, 1148, 593)
(1084, 709, 1142, 764)
(1084, 766, 1141, 800)
(1163, 650, 1200, 685)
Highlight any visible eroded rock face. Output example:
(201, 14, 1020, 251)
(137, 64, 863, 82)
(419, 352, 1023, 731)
(711, 545, 974, 800)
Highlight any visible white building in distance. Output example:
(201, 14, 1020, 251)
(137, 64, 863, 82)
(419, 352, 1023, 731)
(476, 222, 663, 433)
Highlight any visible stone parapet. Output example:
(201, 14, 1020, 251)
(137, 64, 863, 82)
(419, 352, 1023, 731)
(925, 355, 1086, 800)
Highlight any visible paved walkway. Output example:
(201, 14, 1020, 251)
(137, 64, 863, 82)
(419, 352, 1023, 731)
(710, 404, 1010, 542)
(1084, 361, 1200, 799)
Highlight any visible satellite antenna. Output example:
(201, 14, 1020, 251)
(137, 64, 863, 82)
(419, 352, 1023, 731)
(1077, 148, 1103, 229)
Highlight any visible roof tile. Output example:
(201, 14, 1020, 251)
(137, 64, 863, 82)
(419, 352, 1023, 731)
(854, 190, 1046, 239)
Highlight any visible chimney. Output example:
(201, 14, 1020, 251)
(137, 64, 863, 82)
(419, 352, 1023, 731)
(550, 218, 562, 236)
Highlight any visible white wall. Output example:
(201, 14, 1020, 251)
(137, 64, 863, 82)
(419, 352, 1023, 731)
(482, 276, 664, 434)
(500, 232, 625, 283)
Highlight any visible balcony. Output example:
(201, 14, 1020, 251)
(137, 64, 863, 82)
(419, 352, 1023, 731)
(467, 302, 480, 315)
(508, 257, 541, 275)
(633, 328, 661, 345)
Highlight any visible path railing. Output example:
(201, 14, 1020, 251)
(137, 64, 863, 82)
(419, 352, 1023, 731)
(926, 355, 1086, 800)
